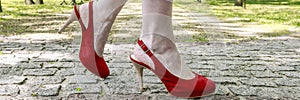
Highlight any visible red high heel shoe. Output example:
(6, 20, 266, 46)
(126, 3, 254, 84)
(130, 39, 216, 98)
(75, 2, 109, 78)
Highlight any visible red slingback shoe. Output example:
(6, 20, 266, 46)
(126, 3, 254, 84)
(75, 2, 109, 78)
(130, 39, 216, 98)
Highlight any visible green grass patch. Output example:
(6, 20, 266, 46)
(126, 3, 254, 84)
(1, 0, 74, 19)
(76, 87, 82, 92)
(262, 29, 291, 37)
(174, 0, 300, 27)
(0, 0, 88, 35)
(192, 34, 209, 42)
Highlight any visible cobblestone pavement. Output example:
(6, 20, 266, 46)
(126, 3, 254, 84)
(1, 1, 300, 100)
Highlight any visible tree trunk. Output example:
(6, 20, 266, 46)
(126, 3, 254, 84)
(243, 0, 246, 9)
(0, 0, 3, 12)
(235, 0, 246, 9)
(234, 0, 243, 6)
(35, 0, 44, 4)
(25, 0, 35, 5)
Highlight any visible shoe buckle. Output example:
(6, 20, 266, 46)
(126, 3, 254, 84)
(140, 44, 151, 53)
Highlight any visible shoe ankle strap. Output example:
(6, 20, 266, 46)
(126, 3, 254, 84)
(138, 39, 153, 57)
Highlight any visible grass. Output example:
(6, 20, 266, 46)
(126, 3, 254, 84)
(262, 29, 291, 37)
(0, 0, 89, 35)
(174, 0, 300, 40)
(0, 0, 74, 20)
(174, 0, 300, 27)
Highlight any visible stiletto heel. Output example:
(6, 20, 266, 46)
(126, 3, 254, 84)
(132, 62, 144, 92)
(58, 11, 76, 33)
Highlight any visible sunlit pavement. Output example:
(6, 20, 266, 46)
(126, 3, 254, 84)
(0, 1, 299, 99)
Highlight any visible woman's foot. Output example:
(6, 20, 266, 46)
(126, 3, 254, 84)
(58, 0, 127, 78)
(130, 13, 216, 98)
(130, 35, 216, 98)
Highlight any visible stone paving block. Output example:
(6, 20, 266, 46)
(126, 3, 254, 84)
(31, 58, 58, 62)
(209, 77, 238, 84)
(74, 62, 86, 68)
(25, 47, 45, 51)
(38, 52, 66, 60)
(0, 76, 27, 85)
(214, 85, 231, 95)
(13, 53, 37, 60)
(0, 96, 15, 100)
(188, 63, 215, 70)
(214, 64, 238, 71)
(151, 95, 180, 100)
(0, 85, 20, 96)
(56, 68, 86, 76)
(1, 50, 13, 54)
(109, 68, 124, 76)
(17, 62, 42, 69)
(100, 95, 150, 100)
(67, 75, 98, 84)
(23, 69, 57, 76)
(194, 69, 211, 77)
(65, 94, 100, 100)
(63, 84, 102, 94)
(5, 47, 25, 51)
(143, 76, 161, 84)
(253, 87, 283, 99)
(245, 61, 267, 66)
(0, 67, 23, 76)
(43, 62, 74, 68)
(244, 65, 267, 71)
(207, 70, 223, 77)
(239, 78, 277, 87)
(254, 86, 300, 99)
(268, 66, 295, 72)
(279, 71, 300, 78)
(251, 70, 282, 78)
(280, 87, 300, 98)
(59, 57, 79, 62)
(275, 78, 300, 86)
(221, 61, 246, 66)
(0, 64, 13, 68)
(221, 70, 251, 77)
(65, 94, 90, 100)
(31, 85, 61, 96)
(28, 76, 65, 84)
(147, 84, 168, 94)
(282, 62, 300, 67)
(104, 75, 140, 95)
(19, 97, 63, 100)
(141, 69, 156, 76)
(14, 51, 41, 58)
(109, 56, 131, 63)
(107, 63, 132, 69)
(258, 56, 275, 62)
(0, 55, 29, 65)
(228, 86, 257, 96)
